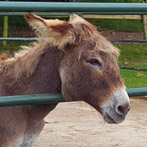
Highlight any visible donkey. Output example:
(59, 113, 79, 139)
(0, 13, 130, 147)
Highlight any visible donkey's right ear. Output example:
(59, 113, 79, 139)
(24, 13, 75, 49)
(24, 13, 73, 37)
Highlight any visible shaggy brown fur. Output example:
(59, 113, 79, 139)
(0, 13, 128, 147)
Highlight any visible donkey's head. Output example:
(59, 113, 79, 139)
(25, 13, 130, 124)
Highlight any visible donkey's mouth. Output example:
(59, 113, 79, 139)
(104, 112, 116, 124)
(102, 110, 126, 124)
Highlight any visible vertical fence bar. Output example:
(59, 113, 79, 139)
(143, 15, 147, 40)
(3, 16, 8, 46)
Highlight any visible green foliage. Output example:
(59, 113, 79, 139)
(0, 16, 29, 37)
(115, 43, 147, 66)
(117, 43, 147, 88)
(0, 16, 28, 28)
(86, 18, 144, 32)
(0, 42, 30, 53)
(120, 69, 147, 88)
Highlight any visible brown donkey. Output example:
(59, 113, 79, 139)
(0, 13, 130, 147)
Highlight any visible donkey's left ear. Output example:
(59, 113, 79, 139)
(24, 13, 74, 49)
(25, 13, 49, 37)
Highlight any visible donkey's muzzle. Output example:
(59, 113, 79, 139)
(115, 102, 130, 116)
(101, 88, 130, 124)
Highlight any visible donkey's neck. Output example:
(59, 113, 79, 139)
(0, 42, 64, 123)
(2, 41, 64, 96)
(26, 46, 63, 94)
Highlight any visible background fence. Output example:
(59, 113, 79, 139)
(0, 1, 146, 106)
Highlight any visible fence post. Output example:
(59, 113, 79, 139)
(143, 15, 147, 40)
(3, 16, 8, 46)
(3, 0, 9, 46)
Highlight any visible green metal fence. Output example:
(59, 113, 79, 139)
(0, 88, 146, 107)
(1, 2, 147, 15)
(0, 2, 146, 107)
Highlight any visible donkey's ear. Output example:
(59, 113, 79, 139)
(69, 14, 97, 39)
(24, 13, 74, 49)
(24, 13, 49, 37)
(25, 13, 73, 36)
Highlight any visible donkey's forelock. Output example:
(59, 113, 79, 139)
(69, 14, 119, 56)
(69, 14, 97, 38)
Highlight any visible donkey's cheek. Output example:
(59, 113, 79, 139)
(59, 65, 92, 100)
(61, 77, 92, 102)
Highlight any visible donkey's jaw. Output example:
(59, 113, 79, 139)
(101, 88, 130, 124)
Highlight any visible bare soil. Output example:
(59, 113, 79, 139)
(35, 98, 147, 147)
(101, 31, 144, 40)
(11, 29, 144, 40)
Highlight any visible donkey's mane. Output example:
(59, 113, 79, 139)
(1, 40, 49, 79)
(95, 33, 119, 56)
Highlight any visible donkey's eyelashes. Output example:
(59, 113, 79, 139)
(86, 59, 102, 71)
(87, 59, 101, 66)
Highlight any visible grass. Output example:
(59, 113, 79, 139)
(0, 15, 144, 37)
(120, 69, 147, 88)
(86, 18, 144, 32)
(116, 43, 147, 88)
(115, 43, 147, 66)
(0, 42, 30, 53)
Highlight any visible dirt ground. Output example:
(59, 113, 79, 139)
(35, 98, 147, 147)
(101, 31, 144, 40)
(12, 29, 144, 40)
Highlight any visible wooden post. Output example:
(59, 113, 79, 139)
(143, 15, 147, 40)
(3, 16, 8, 46)
(3, 0, 9, 46)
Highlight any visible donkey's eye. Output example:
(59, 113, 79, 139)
(86, 59, 102, 70)
(87, 59, 101, 65)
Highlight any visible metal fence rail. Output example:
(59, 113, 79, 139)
(0, 94, 64, 107)
(1, 2, 147, 15)
(1, 38, 147, 43)
(0, 87, 146, 107)
(0, 2, 147, 43)
(120, 66, 147, 71)
(126, 87, 147, 97)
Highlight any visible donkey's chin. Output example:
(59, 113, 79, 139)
(102, 110, 126, 124)
(101, 88, 130, 124)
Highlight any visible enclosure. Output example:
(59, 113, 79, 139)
(0, 1, 147, 147)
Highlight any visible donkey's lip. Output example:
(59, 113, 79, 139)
(104, 112, 116, 124)
(103, 111, 126, 124)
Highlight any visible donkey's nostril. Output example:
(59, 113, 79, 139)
(115, 103, 130, 116)
(118, 105, 125, 114)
